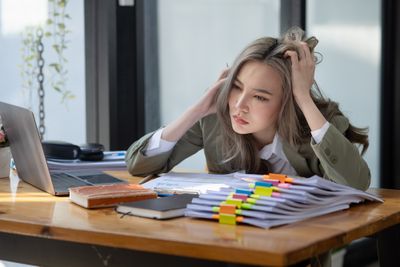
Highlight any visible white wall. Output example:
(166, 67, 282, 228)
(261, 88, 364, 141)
(307, 0, 381, 187)
(158, 0, 280, 171)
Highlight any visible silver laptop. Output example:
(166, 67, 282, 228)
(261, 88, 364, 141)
(0, 102, 125, 196)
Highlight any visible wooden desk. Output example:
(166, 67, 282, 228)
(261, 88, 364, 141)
(0, 171, 399, 267)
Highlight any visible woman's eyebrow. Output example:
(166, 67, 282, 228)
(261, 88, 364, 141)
(254, 88, 273, 95)
(236, 77, 273, 95)
(234, 78, 243, 85)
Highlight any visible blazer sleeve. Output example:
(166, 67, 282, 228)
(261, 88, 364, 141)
(125, 122, 204, 177)
(310, 115, 371, 191)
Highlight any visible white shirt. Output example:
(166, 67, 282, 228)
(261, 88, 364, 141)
(144, 121, 330, 175)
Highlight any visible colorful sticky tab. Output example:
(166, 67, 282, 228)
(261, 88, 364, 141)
(272, 186, 279, 192)
(241, 203, 253, 210)
(262, 178, 279, 186)
(268, 173, 288, 182)
(236, 188, 252, 195)
(219, 213, 236, 225)
(235, 209, 243, 215)
(255, 181, 273, 187)
(278, 183, 291, 189)
(219, 204, 236, 214)
(225, 198, 243, 208)
(246, 198, 257, 204)
(254, 186, 273, 196)
(285, 177, 294, 183)
(272, 192, 281, 197)
(231, 193, 248, 201)
(236, 216, 244, 223)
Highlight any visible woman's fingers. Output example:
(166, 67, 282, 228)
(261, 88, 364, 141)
(204, 77, 226, 98)
(201, 77, 228, 116)
(286, 43, 315, 67)
(298, 42, 308, 61)
(284, 44, 315, 101)
(300, 42, 314, 65)
(218, 68, 230, 80)
(285, 50, 299, 68)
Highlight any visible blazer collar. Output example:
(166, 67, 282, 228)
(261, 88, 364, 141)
(282, 141, 313, 177)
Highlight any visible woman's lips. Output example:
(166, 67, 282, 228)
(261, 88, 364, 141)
(233, 115, 249, 125)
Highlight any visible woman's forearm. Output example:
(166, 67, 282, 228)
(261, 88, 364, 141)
(161, 106, 204, 142)
(295, 95, 327, 131)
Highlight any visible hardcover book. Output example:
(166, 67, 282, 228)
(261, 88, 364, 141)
(116, 194, 197, 219)
(69, 183, 157, 208)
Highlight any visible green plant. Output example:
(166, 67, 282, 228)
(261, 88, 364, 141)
(19, 26, 39, 110)
(19, 0, 74, 105)
(46, 0, 75, 103)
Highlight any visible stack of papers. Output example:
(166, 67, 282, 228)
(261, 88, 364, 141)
(184, 173, 383, 228)
(141, 172, 247, 194)
(47, 151, 127, 171)
(141, 172, 383, 228)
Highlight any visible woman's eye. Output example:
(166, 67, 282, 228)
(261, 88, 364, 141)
(232, 84, 242, 90)
(255, 95, 268, 102)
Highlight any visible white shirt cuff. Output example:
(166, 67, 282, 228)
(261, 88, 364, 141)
(311, 121, 330, 144)
(144, 128, 177, 157)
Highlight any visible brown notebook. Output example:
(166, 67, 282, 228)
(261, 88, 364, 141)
(69, 183, 157, 208)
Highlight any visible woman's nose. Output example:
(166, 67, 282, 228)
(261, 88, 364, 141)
(235, 94, 249, 112)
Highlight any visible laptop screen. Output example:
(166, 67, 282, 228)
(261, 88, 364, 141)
(0, 102, 55, 195)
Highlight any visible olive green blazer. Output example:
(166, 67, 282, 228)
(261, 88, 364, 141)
(125, 114, 370, 191)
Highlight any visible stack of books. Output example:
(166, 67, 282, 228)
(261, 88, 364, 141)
(184, 173, 383, 228)
(69, 183, 157, 208)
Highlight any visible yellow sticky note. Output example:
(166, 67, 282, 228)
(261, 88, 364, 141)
(219, 213, 236, 225)
(254, 186, 273, 196)
(225, 198, 243, 208)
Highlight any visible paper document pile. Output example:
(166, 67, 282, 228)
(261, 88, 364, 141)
(141, 172, 383, 228)
(185, 173, 383, 228)
(47, 151, 127, 171)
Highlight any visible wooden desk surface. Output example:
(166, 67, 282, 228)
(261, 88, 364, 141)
(0, 171, 400, 266)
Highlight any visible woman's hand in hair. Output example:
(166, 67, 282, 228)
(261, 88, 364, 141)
(193, 68, 229, 118)
(161, 69, 229, 142)
(284, 42, 316, 105)
(284, 42, 326, 131)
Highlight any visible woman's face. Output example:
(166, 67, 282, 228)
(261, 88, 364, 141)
(228, 60, 283, 145)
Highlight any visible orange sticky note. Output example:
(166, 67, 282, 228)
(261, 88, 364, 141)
(219, 204, 236, 214)
(268, 173, 288, 183)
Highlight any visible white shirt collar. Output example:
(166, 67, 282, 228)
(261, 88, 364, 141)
(258, 132, 288, 161)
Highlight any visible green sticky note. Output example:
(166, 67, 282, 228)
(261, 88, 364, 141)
(247, 198, 256, 204)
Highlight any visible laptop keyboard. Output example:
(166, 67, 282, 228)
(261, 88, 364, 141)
(51, 172, 89, 189)
(51, 172, 126, 193)
(78, 174, 125, 184)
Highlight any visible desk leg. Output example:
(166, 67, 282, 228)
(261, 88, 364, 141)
(377, 223, 400, 267)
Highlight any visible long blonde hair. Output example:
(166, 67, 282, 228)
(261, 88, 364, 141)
(216, 27, 369, 173)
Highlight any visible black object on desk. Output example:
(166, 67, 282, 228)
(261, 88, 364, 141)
(116, 194, 197, 219)
(42, 141, 104, 161)
(42, 140, 80, 160)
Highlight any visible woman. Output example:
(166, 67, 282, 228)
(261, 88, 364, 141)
(125, 27, 370, 191)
